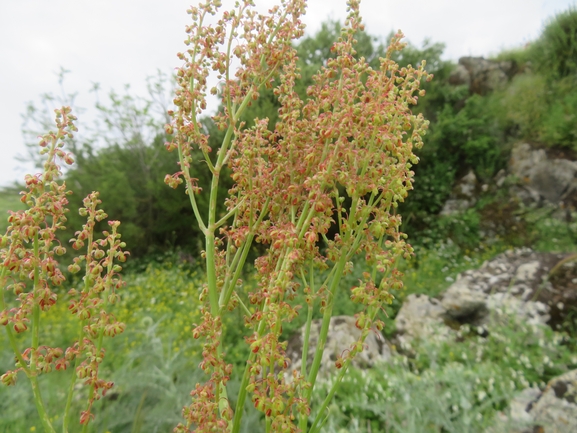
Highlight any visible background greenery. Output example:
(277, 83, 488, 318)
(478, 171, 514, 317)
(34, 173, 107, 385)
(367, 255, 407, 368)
(2, 5, 577, 433)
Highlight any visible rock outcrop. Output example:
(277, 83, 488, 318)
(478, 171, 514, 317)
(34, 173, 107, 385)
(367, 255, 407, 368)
(285, 315, 391, 378)
(449, 57, 515, 95)
(394, 248, 577, 349)
(509, 142, 577, 210)
(393, 248, 577, 430)
(487, 370, 577, 433)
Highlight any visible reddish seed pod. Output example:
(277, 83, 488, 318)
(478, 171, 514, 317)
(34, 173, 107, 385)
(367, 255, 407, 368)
(13, 321, 27, 333)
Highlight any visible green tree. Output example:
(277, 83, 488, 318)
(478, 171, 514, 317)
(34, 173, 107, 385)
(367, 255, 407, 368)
(62, 74, 209, 257)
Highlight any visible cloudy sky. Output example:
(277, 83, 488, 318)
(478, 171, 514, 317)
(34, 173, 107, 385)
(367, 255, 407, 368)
(0, 0, 575, 187)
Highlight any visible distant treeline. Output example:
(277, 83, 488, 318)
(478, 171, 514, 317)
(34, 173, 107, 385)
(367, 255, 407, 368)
(16, 6, 577, 258)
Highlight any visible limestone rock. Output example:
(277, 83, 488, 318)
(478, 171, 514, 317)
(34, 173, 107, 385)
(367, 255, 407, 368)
(394, 249, 577, 346)
(530, 369, 577, 432)
(438, 249, 560, 328)
(457, 57, 515, 95)
(509, 142, 577, 208)
(487, 370, 577, 433)
(448, 63, 471, 87)
(394, 294, 450, 349)
(548, 257, 577, 329)
(285, 315, 391, 377)
(441, 278, 488, 322)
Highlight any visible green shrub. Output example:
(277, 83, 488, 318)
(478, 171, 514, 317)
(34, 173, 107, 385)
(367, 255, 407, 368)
(531, 7, 577, 80)
(540, 76, 577, 149)
(498, 73, 549, 139)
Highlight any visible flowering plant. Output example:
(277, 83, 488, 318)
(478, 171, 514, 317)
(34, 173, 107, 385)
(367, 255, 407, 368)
(0, 107, 128, 433)
(1, 0, 429, 431)
(165, 0, 431, 431)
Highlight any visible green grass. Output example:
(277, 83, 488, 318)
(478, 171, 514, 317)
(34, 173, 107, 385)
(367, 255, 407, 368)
(311, 315, 576, 433)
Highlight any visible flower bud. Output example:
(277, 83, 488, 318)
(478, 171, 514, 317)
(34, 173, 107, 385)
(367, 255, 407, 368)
(54, 245, 66, 256)
(1, 371, 17, 386)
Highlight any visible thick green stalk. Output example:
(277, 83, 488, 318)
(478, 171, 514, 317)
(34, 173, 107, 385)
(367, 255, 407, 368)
(205, 231, 220, 316)
(265, 417, 272, 433)
(309, 282, 385, 432)
(305, 253, 349, 388)
(204, 123, 238, 422)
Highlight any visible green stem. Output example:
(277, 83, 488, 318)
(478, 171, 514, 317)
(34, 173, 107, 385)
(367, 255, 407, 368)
(308, 358, 353, 433)
(300, 265, 315, 379)
(265, 416, 272, 433)
(301, 306, 314, 376)
(81, 228, 120, 433)
(218, 235, 252, 311)
(231, 306, 272, 433)
(299, 253, 348, 431)
(63, 212, 96, 432)
(1, 267, 33, 377)
(177, 143, 207, 234)
(230, 251, 289, 431)
(29, 234, 56, 433)
(30, 376, 57, 433)
(219, 199, 270, 312)
(306, 254, 348, 387)
(63, 325, 84, 433)
(231, 352, 255, 433)
(215, 198, 245, 229)
(205, 231, 219, 316)
(235, 293, 251, 317)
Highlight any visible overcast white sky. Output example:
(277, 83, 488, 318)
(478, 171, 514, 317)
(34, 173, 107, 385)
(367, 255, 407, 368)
(1, 0, 575, 187)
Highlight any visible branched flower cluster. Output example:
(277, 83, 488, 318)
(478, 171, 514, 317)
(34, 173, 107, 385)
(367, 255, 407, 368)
(67, 194, 128, 425)
(0, 107, 128, 433)
(1, 108, 77, 386)
(168, 0, 431, 432)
